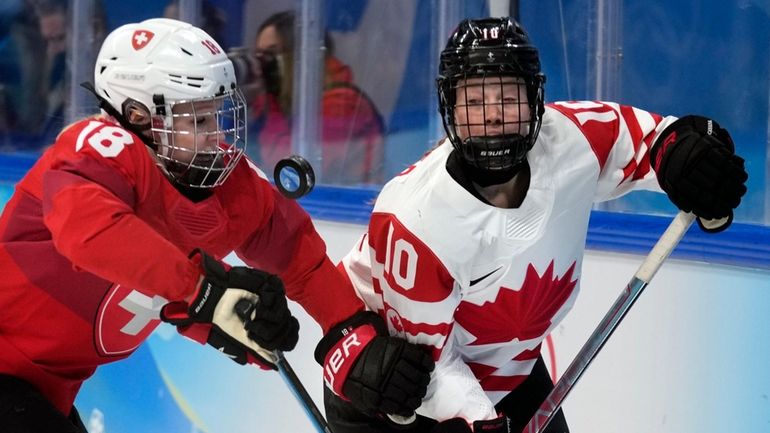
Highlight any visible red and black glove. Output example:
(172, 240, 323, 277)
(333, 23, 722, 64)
(431, 416, 512, 433)
(650, 115, 748, 232)
(161, 250, 300, 370)
(314, 311, 435, 418)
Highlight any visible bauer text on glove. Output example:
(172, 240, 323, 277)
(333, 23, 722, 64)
(650, 115, 747, 232)
(160, 250, 300, 369)
(430, 416, 513, 433)
(315, 311, 435, 418)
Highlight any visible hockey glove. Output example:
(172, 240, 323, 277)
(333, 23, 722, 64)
(314, 311, 435, 418)
(160, 250, 300, 370)
(430, 416, 512, 433)
(650, 115, 747, 232)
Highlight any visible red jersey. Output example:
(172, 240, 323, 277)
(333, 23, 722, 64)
(0, 117, 362, 414)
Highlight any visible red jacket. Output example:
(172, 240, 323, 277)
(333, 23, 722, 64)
(254, 56, 384, 185)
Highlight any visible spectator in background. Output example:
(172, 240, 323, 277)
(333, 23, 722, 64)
(163, 0, 228, 49)
(34, 0, 107, 146)
(34, 0, 69, 142)
(250, 10, 385, 185)
(0, 0, 106, 150)
(0, 0, 46, 145)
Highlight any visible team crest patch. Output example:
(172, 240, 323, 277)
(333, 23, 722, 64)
(386, 307, 406, 338)
(132, 30, 154, 50)
(95, 284, 167, 356)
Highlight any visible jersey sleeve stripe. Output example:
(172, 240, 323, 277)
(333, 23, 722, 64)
(620, 104, 645, 150)
(43, 157, 136, 211)
(631, 133, 656, 181)
(548, 102, 620, 170)
(480, 372, 530, 392)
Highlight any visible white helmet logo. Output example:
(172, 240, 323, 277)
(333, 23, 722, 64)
(131, 30, 154, 51)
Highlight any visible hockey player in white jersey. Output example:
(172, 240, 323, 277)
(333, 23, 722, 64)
(314, 17, 748, 433)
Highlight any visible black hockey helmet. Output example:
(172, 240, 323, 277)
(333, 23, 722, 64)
(437, 17, 545, 182)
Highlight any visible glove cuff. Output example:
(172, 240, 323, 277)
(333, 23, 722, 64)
(187, 250, 227, 321)
(473, 416, 510, 433)
(651, 115, 734, 173)
(314, 311, 386, 397)
(697, 212, 733, 233)
(314, 311, 387, 364)
(431, 418, 473, 433)
(160, 301, 193, 326)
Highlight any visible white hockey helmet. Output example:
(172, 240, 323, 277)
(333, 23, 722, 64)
(93, 18, 247, 188)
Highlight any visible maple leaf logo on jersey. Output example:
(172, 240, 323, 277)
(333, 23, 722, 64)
(456, 261, 577, 346)
(385, 306, 406, 338)
(131, 30, 154, 50)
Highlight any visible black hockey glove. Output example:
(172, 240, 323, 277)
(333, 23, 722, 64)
(314, 311, 435, 418)
(650, 115, 747, 232)
(161, 250, 300, 370)
(430, 416, 512, 433)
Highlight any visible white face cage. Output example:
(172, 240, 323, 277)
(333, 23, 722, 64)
(151, 89, 247, 188)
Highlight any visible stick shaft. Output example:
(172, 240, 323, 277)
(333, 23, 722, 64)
(274, 351, 334, 433)
(523, 211, 695, 433)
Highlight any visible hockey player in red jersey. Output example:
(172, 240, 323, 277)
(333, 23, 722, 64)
(0, 18, 432, 433)
(320, 17, 748, 433)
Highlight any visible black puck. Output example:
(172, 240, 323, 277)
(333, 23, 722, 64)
(273, 155, 315, 199)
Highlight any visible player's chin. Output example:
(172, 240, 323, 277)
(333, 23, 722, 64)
(167, 155, 227, 187)
(192, 153, 226, 169)
(186, 168, 223, 187)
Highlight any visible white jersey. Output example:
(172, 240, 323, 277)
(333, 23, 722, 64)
(340, 101, 676, 422)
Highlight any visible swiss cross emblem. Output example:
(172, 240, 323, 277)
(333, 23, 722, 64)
(132, 30, 154, 50)
(95, 284, 167, 356)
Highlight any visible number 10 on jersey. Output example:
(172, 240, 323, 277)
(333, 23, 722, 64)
(382, 221, 418, 291)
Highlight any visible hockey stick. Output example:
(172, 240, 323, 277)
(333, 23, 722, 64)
(273, 350, 334, 433)
(275, 339, 414, 432)
(523, 211, 696, 433)
(248, 157, 332, 432)
(234, 299, 333, 433)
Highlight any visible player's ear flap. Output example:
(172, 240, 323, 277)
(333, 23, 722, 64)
(122, 99, 152, 130)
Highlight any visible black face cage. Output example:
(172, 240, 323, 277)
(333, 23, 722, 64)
(438, 48, 545, 171)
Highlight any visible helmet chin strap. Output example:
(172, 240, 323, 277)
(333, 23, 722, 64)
(455, 134, 531, 186)
(461, 158, 526, 187)
(164, 153, 227, 188)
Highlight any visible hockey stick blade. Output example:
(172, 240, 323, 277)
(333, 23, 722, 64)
(523, 211, 695, 433)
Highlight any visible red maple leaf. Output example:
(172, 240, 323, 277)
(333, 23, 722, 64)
(389, 314, 404, 333)
(456, 261, 577, 345)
